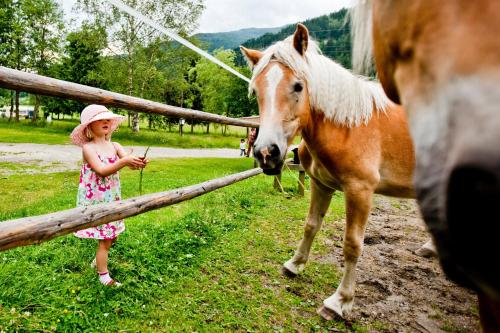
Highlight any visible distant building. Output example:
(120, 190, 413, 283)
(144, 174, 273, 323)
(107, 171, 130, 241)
(0, 105, 34, 119)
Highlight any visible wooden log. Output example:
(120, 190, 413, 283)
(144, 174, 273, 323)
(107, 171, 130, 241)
(298, 171, 305, 196)
(285, 163, 304, 172)
(0, 168, 263, 252)
(0, 66, 259, 128)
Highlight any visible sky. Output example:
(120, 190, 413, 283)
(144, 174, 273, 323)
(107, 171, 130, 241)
(59, 0, 351, 34)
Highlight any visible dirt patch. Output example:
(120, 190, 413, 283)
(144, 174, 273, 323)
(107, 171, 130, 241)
(315, 196, 479, 332)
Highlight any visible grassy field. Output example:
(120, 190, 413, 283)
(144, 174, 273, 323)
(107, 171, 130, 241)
(0, 157, 378, 332)
(0, 118, 249, 148)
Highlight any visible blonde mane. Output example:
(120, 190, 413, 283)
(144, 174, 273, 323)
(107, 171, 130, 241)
(350, 0, 375, 75)
(250, 33, 390, 127)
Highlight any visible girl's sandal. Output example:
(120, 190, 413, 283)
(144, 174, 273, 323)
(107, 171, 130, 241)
(106, 279, 122, 287)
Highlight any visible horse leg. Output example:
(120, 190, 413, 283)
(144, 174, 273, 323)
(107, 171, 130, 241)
(318, 185, 373, 319)
(283, 179, 333, 276)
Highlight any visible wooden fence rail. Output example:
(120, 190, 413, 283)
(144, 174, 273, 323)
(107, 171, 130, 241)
(0, 168, 262, 252)
(0, 66, 259, 128)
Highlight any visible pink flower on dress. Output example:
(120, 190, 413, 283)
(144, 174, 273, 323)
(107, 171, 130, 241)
(85, 184, 94, 199)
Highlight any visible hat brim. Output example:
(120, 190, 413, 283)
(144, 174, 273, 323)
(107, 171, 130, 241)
(70, 113, 125, 147)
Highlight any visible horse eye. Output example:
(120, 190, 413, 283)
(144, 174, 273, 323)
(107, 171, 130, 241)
(294, 82, 303, 93)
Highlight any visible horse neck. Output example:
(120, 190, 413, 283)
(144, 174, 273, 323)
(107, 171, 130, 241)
(300, 108, 335, 146)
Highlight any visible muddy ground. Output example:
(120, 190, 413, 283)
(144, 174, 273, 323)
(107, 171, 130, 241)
(314, 196, 479, 332)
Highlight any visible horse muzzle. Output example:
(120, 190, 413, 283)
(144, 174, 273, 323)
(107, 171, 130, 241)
(414, 84, 500, 300)
(254, 143, 284, 175)
(443, 142, 500, 300)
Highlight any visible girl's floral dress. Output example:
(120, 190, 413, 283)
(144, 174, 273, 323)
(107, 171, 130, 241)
(74, 155, 125, 240)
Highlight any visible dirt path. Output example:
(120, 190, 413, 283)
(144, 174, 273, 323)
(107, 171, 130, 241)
(0, 143, 243, 175)
(316, 196, 479, 332)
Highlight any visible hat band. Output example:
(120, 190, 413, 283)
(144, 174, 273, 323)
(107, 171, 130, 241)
(84, 110, 113, 124)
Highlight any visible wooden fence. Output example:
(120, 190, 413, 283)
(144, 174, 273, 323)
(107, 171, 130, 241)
(0, 66, 259, 128)
(0, 66, 262, 252)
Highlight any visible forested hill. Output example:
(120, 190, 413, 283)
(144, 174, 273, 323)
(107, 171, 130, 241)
(196, 27, 283, 53)
(236, 8, 351, 68)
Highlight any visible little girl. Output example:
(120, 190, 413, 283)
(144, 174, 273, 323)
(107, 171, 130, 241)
(70, 104, 148, 286)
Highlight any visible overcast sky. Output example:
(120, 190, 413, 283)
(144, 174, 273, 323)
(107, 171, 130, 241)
(59, 0, 351, 34)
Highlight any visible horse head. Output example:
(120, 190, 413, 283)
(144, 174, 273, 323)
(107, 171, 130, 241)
(240, 24, 312, 175)
(352, 0, 500, 307)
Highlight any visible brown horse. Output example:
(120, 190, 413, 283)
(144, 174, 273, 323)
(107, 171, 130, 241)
(241, 24, 432, 319)
(351, 1, 500, 331)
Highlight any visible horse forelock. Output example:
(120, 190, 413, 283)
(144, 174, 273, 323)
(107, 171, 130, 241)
(250, 32, 390, 127)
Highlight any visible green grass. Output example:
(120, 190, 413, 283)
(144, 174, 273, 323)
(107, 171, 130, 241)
(0, 157, 371, 332)
(0, 118, 249, 148)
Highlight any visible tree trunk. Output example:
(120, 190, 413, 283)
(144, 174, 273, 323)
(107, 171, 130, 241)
(15, 90, 20, 122)
(127, 52, 139, 133)
(191, 119, 194, 133)
(8, 90, 13, 122)
(128, 112, 131, 127)
(206, 123, 210, 134)
(132, 112, 139, 132)
(148, 115, 152, 129)
(33, 95, 40, 122)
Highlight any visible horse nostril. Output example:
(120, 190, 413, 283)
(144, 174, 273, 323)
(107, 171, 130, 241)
(447, 165, 499, 223)
(269, 144, 280, 159)
(446, 164, 500, 290)
(254, 149, 263, 161)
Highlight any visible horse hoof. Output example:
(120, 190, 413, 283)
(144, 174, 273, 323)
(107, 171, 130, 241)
(415, 240, 437, 258)
(282, 266, 297, 278)
(317, 305, 342, 321)
(415, 247, 436, 258)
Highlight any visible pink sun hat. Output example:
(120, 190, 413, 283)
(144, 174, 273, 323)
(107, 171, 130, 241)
(70, 104, 125, 146)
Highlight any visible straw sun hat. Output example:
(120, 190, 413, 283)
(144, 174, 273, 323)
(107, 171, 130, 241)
(70, 104, 125, 146)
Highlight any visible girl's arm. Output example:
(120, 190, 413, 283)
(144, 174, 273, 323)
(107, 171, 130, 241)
(113, 142, 127, 158)
(83, 145, 144, 177)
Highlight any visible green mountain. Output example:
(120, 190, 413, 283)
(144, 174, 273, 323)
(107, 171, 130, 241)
(195, 27, 283, 53)
(237, 8, 351, 68)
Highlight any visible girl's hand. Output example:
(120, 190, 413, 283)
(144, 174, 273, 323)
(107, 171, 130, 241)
(139, 156, 150, 168)
(123, 155, 146, 169)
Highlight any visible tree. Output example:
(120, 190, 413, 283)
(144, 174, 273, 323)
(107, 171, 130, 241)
(0, 0, 29, 121)
(23, 0, 64, 121)
(41, 24, 107, 119)
(0, 0, 15, 118)
(77, 0, 205, 132)
(193, 49, 257, 134)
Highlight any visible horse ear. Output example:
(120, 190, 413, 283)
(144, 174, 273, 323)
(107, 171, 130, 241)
(240, 46, 263, 69)
(293, 23, 309, 56)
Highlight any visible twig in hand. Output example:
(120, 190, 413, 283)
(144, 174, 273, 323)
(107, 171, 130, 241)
(139, 146, 150, 195)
